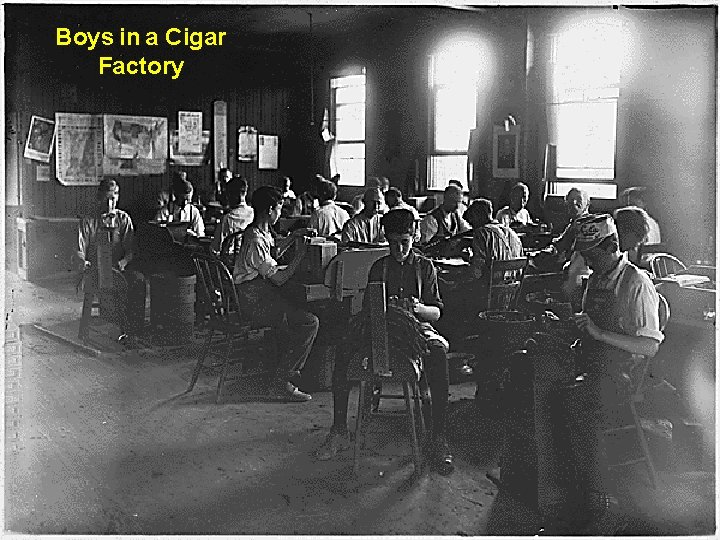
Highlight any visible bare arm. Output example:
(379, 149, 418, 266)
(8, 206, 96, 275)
(574, 312, 660, 357)
(268, 240, 307, 287)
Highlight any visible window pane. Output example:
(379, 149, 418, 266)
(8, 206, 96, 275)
(335, 104, 365, 141)
(434, 86, 476, 152)
(547, 181, 617, 199)
(331, 74, 365, 89)
(338, 158, 365, 187)
(548, 100, 617, 175)
(336, 142, 365, 160)
(335, 85, 365, 105)
(428, 155, 467, 191)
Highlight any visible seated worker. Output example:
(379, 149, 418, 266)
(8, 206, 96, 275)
(211, 176, 254, 254)
(351, 177, 390, 215)
(384, 187, 420, 220)
(281, 175, 297, 200)
(448, 179, 469, 215)
(308, 179, 350, 239)
(233, 186, 319, 401)
(170, 179, 205, 237)
(341, 187, 386, 244)
(77, 179, 146, 343)
(621, 187, 661, 245)
(152, 190, 170, 222)
(557, 213, 664, 531)
(419, 184, 472, 255)
(496, 182, 536, 228)
(214, 168, 234, 209)
(316, 208, 455, 474)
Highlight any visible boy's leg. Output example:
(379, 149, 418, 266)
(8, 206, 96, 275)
(425, 342, 454, 474)
(315, 339, 353, 460)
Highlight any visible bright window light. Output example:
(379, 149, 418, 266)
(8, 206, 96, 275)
(331, 73, 366, 186)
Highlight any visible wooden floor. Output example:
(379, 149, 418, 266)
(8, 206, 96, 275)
(4, 272, 716, 535)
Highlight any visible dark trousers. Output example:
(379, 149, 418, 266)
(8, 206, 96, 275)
(236, 278, 320, 379)
(332, 341, 450, 437)
(82, 267, 147, 335)
(558, 372, 623, 496)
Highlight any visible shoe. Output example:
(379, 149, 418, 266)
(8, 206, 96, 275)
(273, 381, 312, 402)
(314, 428, 353, 461)
(429, 436, 454, 476)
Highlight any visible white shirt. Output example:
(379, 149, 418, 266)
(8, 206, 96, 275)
(341, 213, 385, 244)
(171, 203, 205, 237)
(496, 206, 533, 227)
(419, 210, 471, 244)
(212, 203, 254, 252)
(645, 215, 662, 245)
(233, 226, 278, 284)
(309, 201, 350, 238)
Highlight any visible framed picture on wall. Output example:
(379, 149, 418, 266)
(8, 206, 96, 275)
(492, 124, 520, 178)
(24, 115, 56, 163)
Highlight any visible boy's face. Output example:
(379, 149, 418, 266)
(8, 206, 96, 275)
(566, 193, 587, 218)
(99, 189, 119, 214)
(388, 232, 414, 263)
(510, 189, 528, 210)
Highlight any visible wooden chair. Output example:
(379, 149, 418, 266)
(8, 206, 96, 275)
(324, 247, 390, 315)
(348, 282, 430, 476)
(78, 268, 128, 341)
(187, 253, 274, 403)
(219, 229, 244, 270)
(600, 292, 670, 489)
(643, 253, 687, 280)
(487, 256, 528, 311)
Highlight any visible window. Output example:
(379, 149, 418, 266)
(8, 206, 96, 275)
(330, 72, 366, 186)
(547, 17, 622, 187)
(428, 39, 480, 191)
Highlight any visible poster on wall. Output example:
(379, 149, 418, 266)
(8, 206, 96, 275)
(24, 115, 56, 163)
(237, 125, 257, 161)
(55, 112, 103, 186)
(103, 114, 168, 160)
(36, 164, 50, 182)
(213, 101, 228, 172)
(258, 134, 278, 170)
(170, 129, 210, 166)
(178, 111, 202, 154)
(492, 125, 520, 179)
(103, 114, 167, 176)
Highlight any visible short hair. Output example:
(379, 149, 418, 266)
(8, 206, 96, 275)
(317, 180, 337, 203)
(613, 206, 650, 244)
(363, 187, 383, 203)
(385, 187, 402, 200)
(566, 187, 589, 206)
(511, 182, 529, 196)
(444, 184, 463, 202)
(464, 198, 493, 226)
(367, 176, 381, 188)
(448, 179, 464, 190)
(381, 208, 416, 236)
(251, 185, 283, 214)
(97, 178, 119, 199)
(226, 177, 249, 207)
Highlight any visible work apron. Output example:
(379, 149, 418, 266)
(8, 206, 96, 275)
(382, 257, 449, 353)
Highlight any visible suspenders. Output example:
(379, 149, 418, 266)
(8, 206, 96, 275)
(382, 256, 423, 300)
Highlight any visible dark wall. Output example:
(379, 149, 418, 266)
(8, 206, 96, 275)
(5, 5, 315, 223)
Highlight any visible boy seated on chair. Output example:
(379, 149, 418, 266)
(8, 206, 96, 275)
(233, 185, 320, 402)
(316, 208, 454, 475)
(553, 213, 664, 532)
(76, 179, 147, 343)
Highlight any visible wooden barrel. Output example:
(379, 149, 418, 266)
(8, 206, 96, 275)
(149, 274, 196, 345)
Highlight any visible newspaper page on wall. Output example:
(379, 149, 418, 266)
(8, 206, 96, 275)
(237, 125, 257, 161)
(55, 112, 103, 186)
(103, 114, 168, 176)
(258, 134, 278, 170)
(24, 115, 56, 163)
(170, 129, 210, 166)
(178, 111, 202, 154)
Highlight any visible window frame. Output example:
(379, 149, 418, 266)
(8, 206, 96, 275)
(426, 54, 477, 192)
(330, 72, 366, 187)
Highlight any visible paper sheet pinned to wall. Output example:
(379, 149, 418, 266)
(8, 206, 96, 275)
(258, 134, 278, 170)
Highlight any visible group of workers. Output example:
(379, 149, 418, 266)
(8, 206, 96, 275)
(76, 171, 668, 526)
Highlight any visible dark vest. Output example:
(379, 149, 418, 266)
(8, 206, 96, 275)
(430, 206, 460, 240)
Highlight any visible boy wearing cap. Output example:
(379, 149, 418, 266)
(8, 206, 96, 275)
(341, 187, 386, 244)
(561, 213, 663, 530)
(317, 208, 454, 474)
(77, 179, 147, 342)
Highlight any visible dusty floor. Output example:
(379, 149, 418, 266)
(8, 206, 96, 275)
(4, 272, 716, 535)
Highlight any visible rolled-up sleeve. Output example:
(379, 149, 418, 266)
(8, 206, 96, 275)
(419, 215, 438, 244)
(623, 274, 664, 343)
(248, 238, 278, 279)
